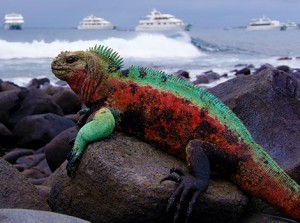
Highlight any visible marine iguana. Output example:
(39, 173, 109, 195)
(51, 45, 300, 222)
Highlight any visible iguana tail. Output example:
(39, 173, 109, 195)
(234, 143, 300, 221)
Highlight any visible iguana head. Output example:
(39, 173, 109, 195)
(51, 50, 87, 79)
(51, 45, 123, 104)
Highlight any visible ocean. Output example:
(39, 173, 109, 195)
(1, 27, 300, 87)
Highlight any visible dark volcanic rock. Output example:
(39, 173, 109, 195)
(253, 63, 274, 75)
(13, 113, 75, 149)
(7, 88, 64, 128)
(3, 148, 34, 164)
(45, 127, 78, 172)
(0, 123, 14, 147)
(209, 68, 300, 182)
(0, 158, 50, 210)
(0, 81, 22, 92)
(234, 67, 251, 76)
(0, 89, 23, 125)
(47, 132, 248, 223)
(193, 71, 221, 85)
(272, 69, 300, 99)
(27, 78, 50, 88)
(52, 88, 82, 115)
(276, 65, 291, 73)
(174, 70, 190, 80)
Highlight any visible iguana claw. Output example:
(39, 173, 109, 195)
(66, 151, 81, 177)
(161, 167, 208, 223)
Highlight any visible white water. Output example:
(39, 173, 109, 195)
(0, 33, 202, 60)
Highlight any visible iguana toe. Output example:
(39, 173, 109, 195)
(66, 152, 81, 177)
(162, 168, 208, 223)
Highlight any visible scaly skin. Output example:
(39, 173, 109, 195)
(51, 45, 300, 222)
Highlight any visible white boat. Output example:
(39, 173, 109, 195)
(4, 13, 24, 30)
(280, 21, 299, 31)
(246, 16, 282, 30)
(135, 8, 190, 32)
(77, 14, 115, 30)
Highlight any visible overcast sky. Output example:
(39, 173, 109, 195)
(1, 0, 300, 29)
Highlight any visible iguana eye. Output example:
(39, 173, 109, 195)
(66, 57, 78, 64)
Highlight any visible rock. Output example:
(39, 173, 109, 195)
(29, 177, 48, 185)
(27, 78, 50, 88)
(243, 213, 296, 223)
(16, 153, 45, 169)
(277, 57, 292, 61)
(35, 185, 51, 199)
(174, 70, 190, 80)
(235, 67, 251, 76)
(276, 65, 291, 73)
(292, 71, 300, 80)
(42, 84, 64, 96)
(13, 113, 75, 149)
(0, 209, 90, 223)
(47, 132, 248, 223)
(34, 158, 52, 176)
(0, 122, 14, 147)
(52, 88, 82, 115)
(272, 69, 300, 99)
(64, 114, 79, 123)
(253, 64, 274, 75)
(45, 127, 77, 172)
(0, 81, 22, 92)
(22, 167, 48, 179)
(0, 89, 23, 125)
(3, 148, 35, 164)
(193, 71, 221, 85)
(209, 69, 300, 183)
(0, 158, 50, 210)
(7, 88, 64, 128)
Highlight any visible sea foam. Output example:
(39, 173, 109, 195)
(0, 33, 203, 60)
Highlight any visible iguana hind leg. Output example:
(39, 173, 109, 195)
(161, 140, 210, 223)
(67, 107, 116, 177)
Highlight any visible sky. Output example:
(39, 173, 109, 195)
(1, 0, 300, 29)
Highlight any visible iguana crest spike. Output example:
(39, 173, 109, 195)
(89, 44, 124, 71)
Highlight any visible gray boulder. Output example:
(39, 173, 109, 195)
(47, 132, 248, 223)
(7, 88, 64, 128)
(45, 127, 78, 172)
(13, 113, 75, 149)
(0, 158, 50, 210)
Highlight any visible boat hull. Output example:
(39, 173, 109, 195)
(4, 23, 23, 30)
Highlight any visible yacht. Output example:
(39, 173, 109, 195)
(4, 13, 24, 30)
(77, 14, 115, 30)
(280, 21, 299, 31)
(246, 16, 282, 30)
(135, 8, 190, 32)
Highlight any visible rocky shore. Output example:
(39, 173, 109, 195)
(0, 64, 300, 223)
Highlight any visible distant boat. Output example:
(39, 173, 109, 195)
(246, 16, 282, 30)
(4, 13, 24, 30)
(280, 21, 299, 31)
(77, 14, 115, 30)
(135, 8, 190, 32)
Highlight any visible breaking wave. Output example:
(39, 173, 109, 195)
(0, 32, 204, 60)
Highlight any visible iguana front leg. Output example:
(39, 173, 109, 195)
(161, 140, 210, 223)
(67, 107, 116, 177)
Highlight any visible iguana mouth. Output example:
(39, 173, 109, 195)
(51, 67, 68, 77)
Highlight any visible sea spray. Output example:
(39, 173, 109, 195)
(0, 32, 202, 60)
